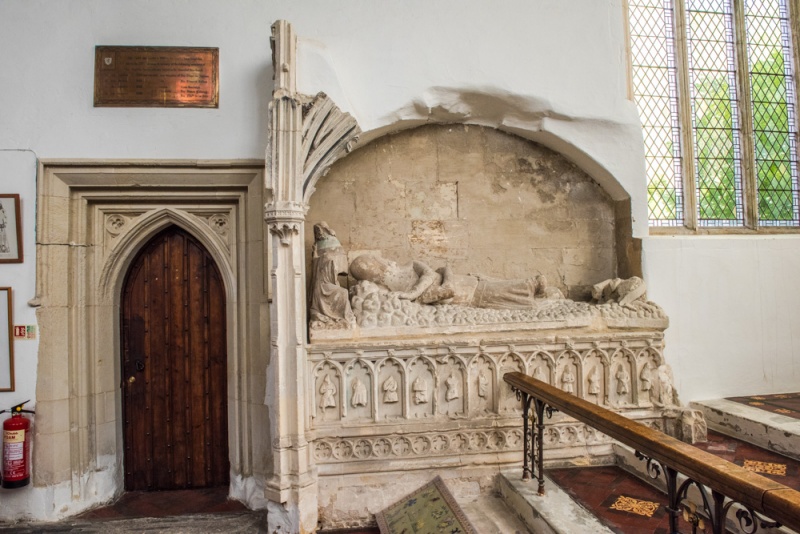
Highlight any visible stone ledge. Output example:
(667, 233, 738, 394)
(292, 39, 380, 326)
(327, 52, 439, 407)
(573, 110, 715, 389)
(499, 468, 615, 534)
(691, 399, 800, 462)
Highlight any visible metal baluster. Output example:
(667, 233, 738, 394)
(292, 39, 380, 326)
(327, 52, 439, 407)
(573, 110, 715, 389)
(535, 398, 546, 495)
(521, 392, 532, 480)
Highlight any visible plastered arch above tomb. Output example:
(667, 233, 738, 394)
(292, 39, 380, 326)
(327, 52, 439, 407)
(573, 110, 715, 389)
(295, 38, 649, 237)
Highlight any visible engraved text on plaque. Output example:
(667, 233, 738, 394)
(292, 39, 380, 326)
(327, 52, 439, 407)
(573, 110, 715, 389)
(94, 46, 219, 108)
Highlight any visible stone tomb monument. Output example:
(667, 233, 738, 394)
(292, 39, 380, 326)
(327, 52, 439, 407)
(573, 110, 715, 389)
(300, 123, 697, 527)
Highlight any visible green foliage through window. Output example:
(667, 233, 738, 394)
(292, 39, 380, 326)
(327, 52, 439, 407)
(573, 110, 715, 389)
(630, 0, 799, 227)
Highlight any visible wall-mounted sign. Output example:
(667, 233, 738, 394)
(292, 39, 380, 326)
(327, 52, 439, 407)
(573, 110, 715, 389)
(13, 326, 36, 340)
(94, 46, 219, 108)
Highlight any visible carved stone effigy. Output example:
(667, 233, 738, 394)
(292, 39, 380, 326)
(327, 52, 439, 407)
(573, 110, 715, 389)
(311, 280, 667, 341)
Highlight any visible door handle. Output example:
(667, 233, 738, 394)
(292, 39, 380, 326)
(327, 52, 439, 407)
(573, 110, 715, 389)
(128, 376, 136, 384)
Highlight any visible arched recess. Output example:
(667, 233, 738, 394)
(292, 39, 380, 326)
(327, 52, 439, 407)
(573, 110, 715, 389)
(306, 123, 631, 300)
(299, 96, 641, 282)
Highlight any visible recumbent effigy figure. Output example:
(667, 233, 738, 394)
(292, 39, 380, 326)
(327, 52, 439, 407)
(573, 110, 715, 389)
(348, 253, 564, 309)
(307, 222, 665, 332)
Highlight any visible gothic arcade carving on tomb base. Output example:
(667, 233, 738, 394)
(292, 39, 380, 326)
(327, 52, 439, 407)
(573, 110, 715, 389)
(308, 333, 675, 471)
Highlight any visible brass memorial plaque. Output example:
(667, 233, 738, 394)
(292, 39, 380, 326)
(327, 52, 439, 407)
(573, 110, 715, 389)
(94, 46, 219, 108)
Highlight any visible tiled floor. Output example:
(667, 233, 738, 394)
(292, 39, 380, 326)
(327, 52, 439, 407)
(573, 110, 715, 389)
(76, 486, 248, 520)
(693, 430, 800, 488)
(549, 466, 672, 534)
(726, 391, 800, 420)
(549, 429, 799, 534)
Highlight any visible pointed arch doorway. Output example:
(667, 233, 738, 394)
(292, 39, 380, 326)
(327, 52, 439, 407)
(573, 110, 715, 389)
(121, 225, 230, 491)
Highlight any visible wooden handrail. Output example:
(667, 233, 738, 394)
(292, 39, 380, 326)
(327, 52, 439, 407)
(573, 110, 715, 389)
(504, 371, 800, 531)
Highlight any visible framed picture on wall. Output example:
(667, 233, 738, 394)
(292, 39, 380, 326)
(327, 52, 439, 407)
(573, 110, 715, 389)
(0, 194, 22, 263)
(0, 288, 13, 392)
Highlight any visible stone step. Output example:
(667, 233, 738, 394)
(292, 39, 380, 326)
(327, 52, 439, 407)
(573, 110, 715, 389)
(499, 468, 616, 534)
(691, 397, 800, 462)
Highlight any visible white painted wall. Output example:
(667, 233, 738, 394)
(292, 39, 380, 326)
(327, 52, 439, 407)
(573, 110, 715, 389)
(643, 236, 800, 401)
(0, 2, 796, 501)
(0, 152, 38, 412)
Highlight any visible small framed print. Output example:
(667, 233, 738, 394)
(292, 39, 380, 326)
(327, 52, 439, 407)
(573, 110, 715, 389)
(0, 194, 22, 263)
(0, 288, 13, 391)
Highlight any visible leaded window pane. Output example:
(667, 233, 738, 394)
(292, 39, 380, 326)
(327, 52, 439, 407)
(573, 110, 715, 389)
(745, 0, 799, 225)
(630, 0, 684, 226)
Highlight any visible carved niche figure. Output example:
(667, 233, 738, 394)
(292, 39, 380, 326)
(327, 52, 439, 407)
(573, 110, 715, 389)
(478, 371, 489, 398)
(657, 365, 674, 406)
(533, 365, 548, 383)
(412, 376, 428, 404)
(616, 366, 630, 396)
(640, 363, 653, 392)
(309, 222, 355, 327)
(319, 374, 337, 410)
(592, 276, 647, 306)
(561, 367, 576, 394)
(588, 366, 601, 396)
(383, 376, 399, 403)
(445, 373, 460, 401)
(349, 254, 563, 310)
(351, 377, 368, 408)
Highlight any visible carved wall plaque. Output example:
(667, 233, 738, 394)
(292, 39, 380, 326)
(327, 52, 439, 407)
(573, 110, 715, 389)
(94, 46, 219, 107)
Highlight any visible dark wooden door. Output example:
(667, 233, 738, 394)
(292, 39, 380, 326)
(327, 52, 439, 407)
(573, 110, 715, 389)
(121, 226, 229, 491)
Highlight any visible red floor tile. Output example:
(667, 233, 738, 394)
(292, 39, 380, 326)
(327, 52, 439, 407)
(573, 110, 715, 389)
(693, 431, 800, 490)
(549, 466, 674, 534)
(726, 392, 800, 420)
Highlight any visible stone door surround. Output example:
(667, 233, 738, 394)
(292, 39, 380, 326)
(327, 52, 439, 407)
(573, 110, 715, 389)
(33, 162, 267, 513)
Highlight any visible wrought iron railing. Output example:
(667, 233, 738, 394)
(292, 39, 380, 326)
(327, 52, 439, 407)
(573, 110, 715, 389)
(504, 372, 800, 534)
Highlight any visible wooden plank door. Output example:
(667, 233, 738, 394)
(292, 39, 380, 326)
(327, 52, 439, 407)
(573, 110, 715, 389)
(121, 226, 229, 491)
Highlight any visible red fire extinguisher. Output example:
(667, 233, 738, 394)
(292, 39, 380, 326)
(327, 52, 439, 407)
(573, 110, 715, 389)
(1, 400, 35, 489)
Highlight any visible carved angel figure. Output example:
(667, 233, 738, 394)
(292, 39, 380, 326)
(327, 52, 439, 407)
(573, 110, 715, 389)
(319, 374, 337, 410)
(533, 365, 548, 383)
(383, 376, 399, 403)
(640, 363, 653, 392)
(657, 365, 674, 406)
(412, 376, 428, 404)
(478, 371, 489, 398)
(561, 368, 576, 394)
(588, 366, 601, 396)
(351, 377, 368, 408)
(616, 366, 630, 395)
(445, 373, 460, 401)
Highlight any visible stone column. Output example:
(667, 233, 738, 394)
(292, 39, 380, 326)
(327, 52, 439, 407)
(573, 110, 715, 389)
(263, 20, 360, 533)
(264, 20, 317, 534)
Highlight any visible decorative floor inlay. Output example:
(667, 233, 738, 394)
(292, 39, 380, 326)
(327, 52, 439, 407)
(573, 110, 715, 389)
(727, 391, 800, 420)
(550, 466, 671, 533)
(693, 431, 800, 486)
(609, 495, 660, 517)
(743, 460, 787, 476)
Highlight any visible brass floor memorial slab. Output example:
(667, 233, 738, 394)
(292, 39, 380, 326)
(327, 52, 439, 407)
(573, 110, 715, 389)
(94, 46, 218, 107)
